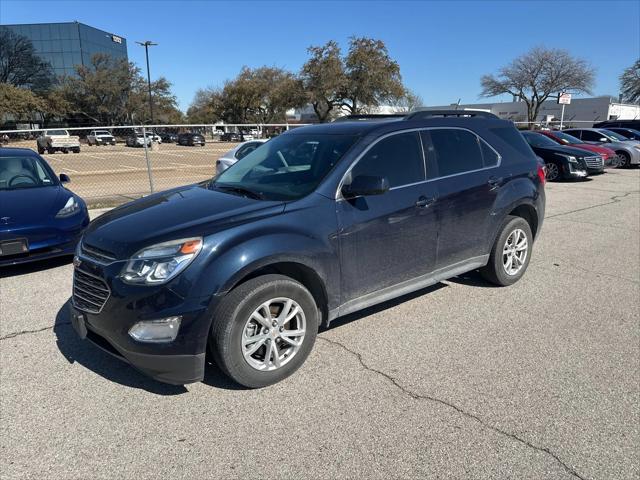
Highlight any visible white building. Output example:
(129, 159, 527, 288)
(425, 96, 640, 126)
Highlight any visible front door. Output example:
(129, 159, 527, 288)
(337, 131, 438, 303)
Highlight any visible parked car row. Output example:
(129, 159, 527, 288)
(521, 127, 640, 181)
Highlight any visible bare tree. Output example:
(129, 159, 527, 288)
(481, 46, 595, 125)
(620, 59, 640, 104)
(390, 88, 424, 112)
(0, 28, 54, 91)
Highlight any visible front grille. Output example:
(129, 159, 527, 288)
(80, 242, 117, 265)
(73, 268, 110, 313)
(583, 156, 604, 169)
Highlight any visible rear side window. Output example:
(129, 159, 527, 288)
(581, 130, 605, 141)
(424, 129, 484, 178)
(480, 140, 500, 167)
(489, 127, 535, 158)
(351, 132, 424, 187)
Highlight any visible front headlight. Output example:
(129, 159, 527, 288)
(56, 196, 80, 218)
(121, 237, 203, 285)
(633, 145, 640, 151)
(555, 153, 578, 163)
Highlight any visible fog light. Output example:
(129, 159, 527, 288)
(128, 316, 182, 343)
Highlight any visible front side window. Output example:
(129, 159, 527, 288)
(522, 132, 560, 148)
(0, 156, 56, 190)
(350, 132, 424, 187)
(424, 129, 484, 178)
(580, 130, 604, 141)
(214, 133, 357, 201)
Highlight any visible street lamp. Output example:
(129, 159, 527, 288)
(136, 41, 158, 124)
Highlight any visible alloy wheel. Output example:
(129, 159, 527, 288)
(545, 162, 559, 181)
(241, 297, 306, 371)
(502, 228, 528, 276)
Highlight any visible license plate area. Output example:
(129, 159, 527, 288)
(0, 239, 29, 256)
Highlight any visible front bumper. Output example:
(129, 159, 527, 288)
(70, 259, 216, 384)
(0, 215, 88, 267)
(565, 163, 588, 179)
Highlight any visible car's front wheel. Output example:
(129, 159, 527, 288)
(545, 161, 561, 181)
(481, 215, 533, 286)
(210, 274, 318, 388)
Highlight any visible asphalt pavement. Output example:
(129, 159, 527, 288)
(1, 169, 638, 479)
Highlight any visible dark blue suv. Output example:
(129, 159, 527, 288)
(70, 111, 545, 388)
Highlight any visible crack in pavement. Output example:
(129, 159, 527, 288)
(0, 321, 69, 341)
(318, 336, 589, 480)
(546, 191, 639, 219)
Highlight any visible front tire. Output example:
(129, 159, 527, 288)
(545, 161, 561, 181)
(481, 215, 533, 286)
(617, 151, 630, 168)
(210, 274, 318, 388)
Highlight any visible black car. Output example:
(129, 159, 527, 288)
(220, 132, 242, 142)
(603, 127, 640, 141)
(521, 131, 604, 181)
(160, 132, 178, 143)
(70, 110, 545, 388)
(177, 132, 205, 146)
(593, 119, 640, 130)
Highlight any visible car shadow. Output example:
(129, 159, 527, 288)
(54, 300, 243, 395)
(446, 269, 501, 289)
(323, 282, 449, 332)
(0, 255, 73, 279)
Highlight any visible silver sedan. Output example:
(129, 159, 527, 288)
(216, 139, 268, 173)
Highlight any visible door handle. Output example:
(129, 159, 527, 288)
(488, 176, 503, 190)
(415, 196, 437, 208)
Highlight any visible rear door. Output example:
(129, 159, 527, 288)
(337, 131, 438, 302)
(422, 128, 501, 269)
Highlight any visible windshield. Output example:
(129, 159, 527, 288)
(522, 132, 559, 148)
(213, 133, 358, 201)
(598, 129, 628, 141)
(0, 155, 56, 190)
(551, 131, 583, 144)
(95, 131, 111, 136)
(46, 130, 68, 136)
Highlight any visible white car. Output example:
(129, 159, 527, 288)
(87, 130, 116, 146)
(216, 139, 268, 173)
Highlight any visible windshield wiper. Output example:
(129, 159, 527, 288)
(213, 183, 264, 200)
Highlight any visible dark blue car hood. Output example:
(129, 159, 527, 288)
(84, 184, 285, 258)
(533, 144, 593, 157)
(0, 186, 67, 225)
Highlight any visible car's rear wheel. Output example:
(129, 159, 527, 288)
(617, 151, 630, 168)
(481, 215, 533, 286)
(209, 274, 318, 388)
(545, 161, 561, 181)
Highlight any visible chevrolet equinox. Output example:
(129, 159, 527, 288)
(70, 110, 546, 388)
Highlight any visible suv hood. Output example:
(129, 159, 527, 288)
(83, 184, 285, 259)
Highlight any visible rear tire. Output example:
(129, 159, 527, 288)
(480, 215, 533, 286)
(209, 274, 318, 388)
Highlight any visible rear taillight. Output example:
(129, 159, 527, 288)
(537, 164, 546, 185)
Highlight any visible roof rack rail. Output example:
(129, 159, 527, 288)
(332, 114, 407, 122)
(405, 109, 499, 121)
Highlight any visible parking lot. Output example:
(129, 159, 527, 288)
(13, 140, 240, 206)
(0, 168, 639, 479)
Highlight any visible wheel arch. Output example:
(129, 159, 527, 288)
(508, 203, 539, 239)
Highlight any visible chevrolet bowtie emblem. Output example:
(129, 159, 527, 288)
(0, 217, 10, 224)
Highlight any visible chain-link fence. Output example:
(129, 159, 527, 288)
(0, 124, 308, 208)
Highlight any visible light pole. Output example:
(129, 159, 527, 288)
(136, 41, 158, 124)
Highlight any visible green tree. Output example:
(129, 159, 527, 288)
(187, 87, 224, 123)
(128, 76, 183, 124)
(0, 82, 44, 118)
(300, 41, 346, 122)
(481, 46, 595, 124)
(340, 37, 405, 115)
(0, 28, 54, 91)
(620, 59, 640, 104)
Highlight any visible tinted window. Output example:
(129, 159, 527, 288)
(489, 127, 535, 158)
(522, 132, 559, 148)
(350, 132, 424, 187)
(425, 129, 483, 177)
(581, 130, 606, 141)
(480, 139, 500, 167)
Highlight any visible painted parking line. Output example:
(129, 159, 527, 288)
(118, 164, 138, 170)
(86, 155, 108, 160)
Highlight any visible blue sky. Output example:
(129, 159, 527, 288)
(2, 0, 639, 111)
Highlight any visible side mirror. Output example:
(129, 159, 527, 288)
(59, 173, 71, 183)
(342, 175, 390, 198)
(600, 137, 609, 143)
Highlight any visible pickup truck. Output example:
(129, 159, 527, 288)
(36, 129, 81, 154)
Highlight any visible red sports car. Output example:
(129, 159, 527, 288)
(538, 130, 617, 165)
